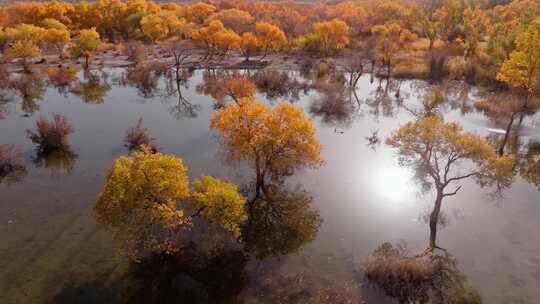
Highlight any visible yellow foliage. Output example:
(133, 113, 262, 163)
(497, 23, 540, 93)
(189, 175, 247, 238)
(240, 32, 258, 59)
(70, 27, 101, 67)
(95, 146, 190, 260)
(386, 116, 514, 189)
(255, 22, 286, 55)
(312, 18, 350, 55)
(185, 2, 216, 24)
(210, 99, 324, 181)
(141, 11, 186, 42)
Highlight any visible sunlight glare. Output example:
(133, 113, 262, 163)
(374, 164, 414, 205)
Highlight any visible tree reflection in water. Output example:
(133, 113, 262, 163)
(0, 144, 27, 185)
(309, 81, 357, 129)
(71, 69, 111, 104)
(119, 62, 168, 98)
(9, 72, 47, 115)
(252, 69, 309, 102)
(32, 147, 78, 176)
(519, 142, 540, 191)
(242, 183, 322, 259)
(46, 66, 80, 96)
(123, 245, 248, 304)
(163, 66, 200, 119)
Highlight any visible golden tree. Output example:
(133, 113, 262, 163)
(95, 147, 247, 261)
(497, 23, 540, 98)
(70, 27, 101, 69)
(4, 23, 45, 72)
(386, 116, 514, 249)
(189, 175, 247, 238)
(312, 19, 350, 56)
(255, 22, 286, 59)
(220, 75, 256, 104)
(207, 8, 254, 34)
(185, 2, 216, 24)
(460, 5, 489, 59)
(95, 147, 190, 260)
(210, 99, 324, 198)
(42, 19, 70, 58)
(371, 22, 417, 78)
(141, 11, 186, 42)
(240, 32, 258, 61)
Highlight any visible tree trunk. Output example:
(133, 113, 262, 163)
(22, 57, 29, 73)
(84, 55, 89, 69)
(429, 189, 444, 249)
(498, 114, 515, 156)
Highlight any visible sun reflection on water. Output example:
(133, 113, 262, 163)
(374, 164, 415, 206)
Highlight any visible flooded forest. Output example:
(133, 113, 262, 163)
(0, 0, 539, 303)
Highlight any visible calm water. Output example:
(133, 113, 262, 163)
(1, 68, 539, 304)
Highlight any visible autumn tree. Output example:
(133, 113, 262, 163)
(191, 20, 224, 59)
(326, 1, 368, 36)
(386, 116, 514, 249)
(71, 27, 101, 69)
(207, 8, 254, 34)
(255, 22, 286, 59)
(95, 147, 247, 260)
(140, 11, 186, 42)
(189, 175, 247, 238)
(475, 95, 540, 156)
(433, 0, 468, 43)
(41, 18, 70, 58)
(4, 24, 45, 72)
(210, 99, 324, 198)
(185, 2, 216, 24)
(95, 147, 190, 260)
(220, 75, 256, 104)
(413, 1, 442, 50)
(497, 23, 540, 101)
(371, 22, 417, 78)
(310, 19, 350, 56)
(239, 32, 258, 61)
(460, 5, 489, 59)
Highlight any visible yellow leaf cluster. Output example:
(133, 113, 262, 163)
(210, 99, 324, 178)
(190, 175, 247, 238)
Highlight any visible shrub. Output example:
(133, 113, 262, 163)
(124, 41, 147, 64)
(124, 118, 156, 152)
(0, 144, 26, 184)
(447, 56, 468, 79)
(26, 114, 74, 151)
(364, 242, 482, 304)
(428, 51, 449, 81)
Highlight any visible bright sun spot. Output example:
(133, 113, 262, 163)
(374, 164, 414, 204)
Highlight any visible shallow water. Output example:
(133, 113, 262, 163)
(1, 68, 539, 304)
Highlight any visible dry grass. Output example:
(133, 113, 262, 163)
(26, 114, 74, 151)
(124, 41, 147, 64)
